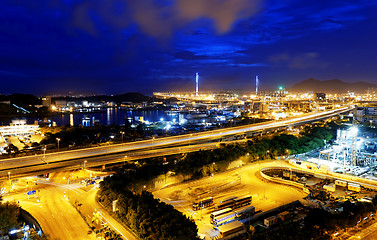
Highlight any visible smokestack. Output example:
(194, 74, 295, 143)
(196, 72, 199, 97)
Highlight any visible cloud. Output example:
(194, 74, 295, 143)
(71, 0, 261, 39)
(175, 0, 260, 34)
(269, 52, 328, 69)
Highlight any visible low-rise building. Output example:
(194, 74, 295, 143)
(0, 119, 39, 137)
(354, 106, 377, 124)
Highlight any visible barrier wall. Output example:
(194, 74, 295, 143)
(260, 167, 310, 194)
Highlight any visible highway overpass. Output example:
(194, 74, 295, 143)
(0, 107, 352, 179)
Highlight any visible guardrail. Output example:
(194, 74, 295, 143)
(260, 167, 310, 194)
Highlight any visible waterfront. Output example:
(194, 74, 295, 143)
(0, 108, 172, 127)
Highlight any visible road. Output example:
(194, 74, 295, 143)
(0, 107, 351, 179)
(3, 173, 138, 240)
(75, 187, 138, 240)
(4, 179, 96, 240)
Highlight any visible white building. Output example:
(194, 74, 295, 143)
(0, 119, 39, 137)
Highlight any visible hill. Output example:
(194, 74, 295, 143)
(55, 92, 151, 103)
(289, 78, 377, 93)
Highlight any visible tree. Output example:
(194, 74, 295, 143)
(0, 201, 20, 236)
(29, 229, 51, 240)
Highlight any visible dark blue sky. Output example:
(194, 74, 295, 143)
(1, 0, 377, 96)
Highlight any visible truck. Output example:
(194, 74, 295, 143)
(348, 183, 361, 192)
(335, 180, 348, 187)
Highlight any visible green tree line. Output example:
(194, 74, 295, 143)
(108, 124, 338, 185)
(97, 178, 199, 240)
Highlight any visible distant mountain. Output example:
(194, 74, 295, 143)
(0, 93, 41, 106)
(112, 92, 151, 103)
(55, 92, 151, 103)
(289, 78, 377, 93)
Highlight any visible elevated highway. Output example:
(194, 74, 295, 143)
(0, 107, 352, 179)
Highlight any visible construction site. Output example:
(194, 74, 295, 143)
(293, 124, 377, 180)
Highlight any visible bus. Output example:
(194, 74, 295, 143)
(214, 197, 238, 211)
(234, 205, 255, 219)
(213, 212, 236, 227)
(210, 208, 233, 224)
(193, 197, 213, 211)
(220, 196, 238, 203)
(234, 195, 252, 209)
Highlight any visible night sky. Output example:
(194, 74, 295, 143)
(1, 0, 377, 96)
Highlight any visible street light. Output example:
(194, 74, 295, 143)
(8, 172, 10, 193)
(165, 171, 172, 184)
(84, 160, 87, 169)
(56, 138, 61, 152)
(120, 131, 124, 143)
(285, 149, 289, 158)
(43, 146, 46, 159)
(266, 150, 270, 159)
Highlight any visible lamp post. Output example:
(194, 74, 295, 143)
(120, 131, 124, 143)
(212, 162, 216, 174)
(84, 160, 87, 169)
(43, 146, 46, 158)
(56, 138, 61, 153)
(8, 172, 11, 193)
(266, 150, 270, 159)
(165, 171, 172, 184)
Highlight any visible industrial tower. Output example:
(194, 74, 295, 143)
(195, 72, 199, 97)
